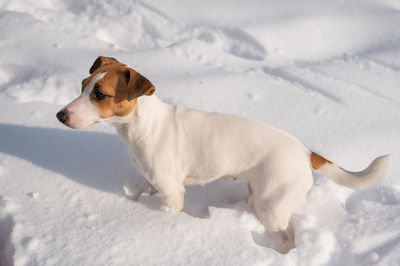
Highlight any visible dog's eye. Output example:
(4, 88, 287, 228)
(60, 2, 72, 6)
(94, 86, 107, 100)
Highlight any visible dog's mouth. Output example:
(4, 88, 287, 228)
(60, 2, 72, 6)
(66, 120, 101, 130)
(57, 109, 101, 130)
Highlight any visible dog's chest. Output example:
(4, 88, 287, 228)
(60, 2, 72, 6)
(116, 125, 142, 167)
(116, 123, 159, 177)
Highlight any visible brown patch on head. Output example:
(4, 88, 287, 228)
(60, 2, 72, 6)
(81, 56, 156, 119)
(89, 56, 119, 74)
(81, 56, 124, 92)
(310, 152, 332, 170)
(124, 68, 155, 101)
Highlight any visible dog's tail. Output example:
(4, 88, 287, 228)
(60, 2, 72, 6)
(309, 152, 389, 190)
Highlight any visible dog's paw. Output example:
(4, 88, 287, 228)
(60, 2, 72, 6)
(122, 185, 142, 201)
(160, 205, 174, 213)
(275, 240, 296, 254)
(160, 205, 183, 214)
(143, 182, 158, 195)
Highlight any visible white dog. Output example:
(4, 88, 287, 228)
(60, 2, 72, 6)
(57, 56, 388, 253)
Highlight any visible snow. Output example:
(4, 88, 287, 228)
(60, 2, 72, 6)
(0, 0, 399, 265)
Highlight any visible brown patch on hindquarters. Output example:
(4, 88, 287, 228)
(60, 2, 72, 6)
(310, 152, 332, 170)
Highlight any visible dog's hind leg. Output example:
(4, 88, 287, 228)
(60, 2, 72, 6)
(252, 195, 296, 253)
(249, 163, 312, 253)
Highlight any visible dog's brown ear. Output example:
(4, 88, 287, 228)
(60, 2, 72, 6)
(89, 56, 119, 74)
(124, 68, 155, 101)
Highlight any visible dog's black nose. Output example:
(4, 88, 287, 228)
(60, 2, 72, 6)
(56, 110, 69, 124)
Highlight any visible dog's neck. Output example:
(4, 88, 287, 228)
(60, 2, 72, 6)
(109, 94, 172, 144)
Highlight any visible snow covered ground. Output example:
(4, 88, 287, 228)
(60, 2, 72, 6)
(0, 0, 399, 265)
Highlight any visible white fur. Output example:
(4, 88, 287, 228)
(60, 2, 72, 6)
(59, 78, 388, 253)
(62, 72, 105, 129)
(316, 155, 388, 189)
(107, 94, 388, 253)
(109, 95, 314, 252)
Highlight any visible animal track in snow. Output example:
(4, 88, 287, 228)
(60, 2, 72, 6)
(308, 58, 400, 105)
(0, 64, 37, 91)
(193, 27, 266, 61)
(262, 66, 343, 103)
(26, 192, 39, 199)
(247, 92, 260, 101)
(21, 236, 40, 251)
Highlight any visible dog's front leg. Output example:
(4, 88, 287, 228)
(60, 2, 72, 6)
(160, 191, 185, 212)
(123, 180, 157, 201)
(152, 179, 185, 212)
(143, 180, 158, 195)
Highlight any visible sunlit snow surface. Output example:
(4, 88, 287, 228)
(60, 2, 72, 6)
(0, 0, 399, 265)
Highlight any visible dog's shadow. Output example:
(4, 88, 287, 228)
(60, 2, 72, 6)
(0, 123, 250, 218)
(0, 123, 140, 194)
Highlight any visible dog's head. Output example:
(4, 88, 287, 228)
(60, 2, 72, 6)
(56, 56, 155, 129)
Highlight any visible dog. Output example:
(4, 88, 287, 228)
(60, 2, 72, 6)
(57, 56, 388, 253)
